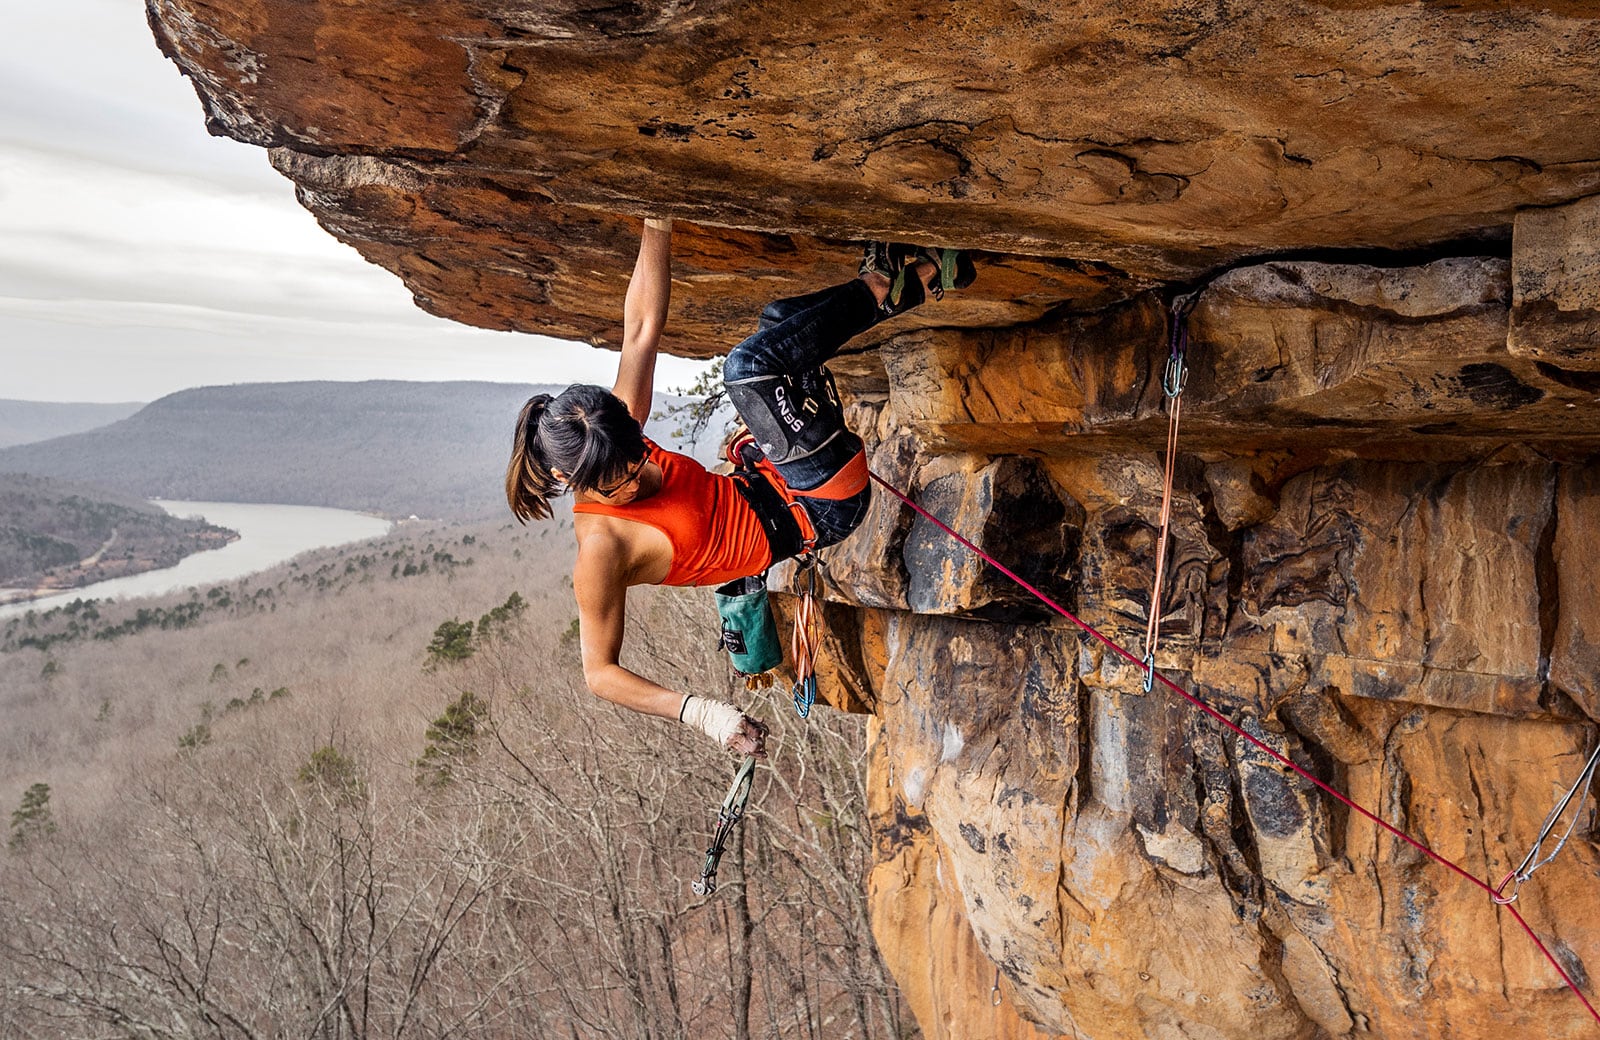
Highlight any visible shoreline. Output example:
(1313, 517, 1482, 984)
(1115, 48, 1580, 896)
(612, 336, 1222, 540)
(0, 530, 240, 610)
(0, 500, 395, 622)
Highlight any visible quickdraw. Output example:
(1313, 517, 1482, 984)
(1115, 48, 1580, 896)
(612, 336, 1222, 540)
(1493, 739, 1600, 905)
(1143, 291, 1198, 693)
(691, 755, 757, 897)
(790, 555, 822, 718)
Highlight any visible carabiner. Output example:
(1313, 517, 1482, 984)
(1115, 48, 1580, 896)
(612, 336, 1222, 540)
(792, 674, 817, 718)
(1163, 291, 1197, 399)
(1162, 351, 1189, 399)
(1492, 869, 1522, 906)
(691, 756, 758, 896)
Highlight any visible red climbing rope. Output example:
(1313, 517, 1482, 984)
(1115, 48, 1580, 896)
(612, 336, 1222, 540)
(1143, 295, 1194, 683)
(868, 468, 1600, 1027)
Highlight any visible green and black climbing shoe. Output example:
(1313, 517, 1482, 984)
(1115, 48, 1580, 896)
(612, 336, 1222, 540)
(859, 241, 925, 317)
(917, 246, 977, 301)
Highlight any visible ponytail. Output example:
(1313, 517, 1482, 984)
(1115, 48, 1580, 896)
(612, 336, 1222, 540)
(505, 386, 648, 523)
(506, 394, 559, 522)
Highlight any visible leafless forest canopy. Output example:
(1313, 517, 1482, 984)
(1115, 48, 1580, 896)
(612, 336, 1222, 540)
(0, 515, 914, 1039)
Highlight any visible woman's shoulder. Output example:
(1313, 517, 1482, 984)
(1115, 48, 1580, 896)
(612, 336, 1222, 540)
(572, 502, 673, 586)
(571, 511, 636, 567)
(572, 506, 624, 537)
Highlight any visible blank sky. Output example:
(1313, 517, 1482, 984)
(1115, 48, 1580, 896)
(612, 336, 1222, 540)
(0, 1, 713, 403)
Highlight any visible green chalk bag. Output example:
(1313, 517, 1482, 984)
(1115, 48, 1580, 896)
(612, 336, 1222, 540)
(714, 574, 782, 680)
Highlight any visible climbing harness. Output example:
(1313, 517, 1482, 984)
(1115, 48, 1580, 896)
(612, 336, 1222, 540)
(1493, 740, 1600, 905)
(790, 555, 823, 718)
(1142, 292, 1198, 693)
(692, 755, 757, 897)
(866, 468, 1600, 1025)
(718, 428, 819, 690)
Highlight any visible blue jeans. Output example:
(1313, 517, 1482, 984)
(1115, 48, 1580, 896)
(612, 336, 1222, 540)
(723, 278, 897, 549)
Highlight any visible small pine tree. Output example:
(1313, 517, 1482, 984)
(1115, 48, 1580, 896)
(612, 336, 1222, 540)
(476, 591, 528, 644)
(297, 746, 365, 804)
(9, 783, 56, 851)
(178, 724, 212, 750)
(415, 691, 489, 788)
(424, 619, 476, 667)
(651, 357, 729, 448)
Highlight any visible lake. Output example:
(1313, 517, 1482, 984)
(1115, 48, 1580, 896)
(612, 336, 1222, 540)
(0, 501, 394, 619)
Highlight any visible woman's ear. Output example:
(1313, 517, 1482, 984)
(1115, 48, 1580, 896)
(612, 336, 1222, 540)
(551, 469, 569, 483)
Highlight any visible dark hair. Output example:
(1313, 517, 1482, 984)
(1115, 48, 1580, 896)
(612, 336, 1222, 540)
(505, 385, 647, 522)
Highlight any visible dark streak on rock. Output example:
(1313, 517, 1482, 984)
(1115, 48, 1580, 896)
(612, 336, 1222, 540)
(874, 798, 933, 859)
(1243, 766, 1306, 840)
(1453, 363, 1545, 411)
(1535, 361, 1600, 394)
(1553, 939, 1591, 992)
(1536, 476, 1560, 684)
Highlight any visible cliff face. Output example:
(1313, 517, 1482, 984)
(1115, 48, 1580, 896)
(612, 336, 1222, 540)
(147, 2, 1600, 1036)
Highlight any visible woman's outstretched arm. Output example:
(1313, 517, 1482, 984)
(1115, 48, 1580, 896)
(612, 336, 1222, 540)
(612, 217, 673, 424)
(572, 529, 682, 719)
(572, 526, 767, 756)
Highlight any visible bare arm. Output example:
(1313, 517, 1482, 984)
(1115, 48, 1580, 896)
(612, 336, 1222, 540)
(612, 218, 673, 424)
(573, 531, 683, 719)
(572, 531, 767, 755)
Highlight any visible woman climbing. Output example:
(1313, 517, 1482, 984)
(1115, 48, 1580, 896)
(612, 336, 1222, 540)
(506, 218, 972, 756)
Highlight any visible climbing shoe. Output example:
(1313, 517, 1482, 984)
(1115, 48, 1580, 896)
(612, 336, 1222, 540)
(917, 246, 977, 301)
(859, 241, 926, 317)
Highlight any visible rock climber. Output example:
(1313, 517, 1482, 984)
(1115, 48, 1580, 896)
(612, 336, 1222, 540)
(505, 217, 973, 755)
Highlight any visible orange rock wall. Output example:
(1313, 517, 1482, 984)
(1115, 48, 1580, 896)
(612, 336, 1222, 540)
(866, 720, 1071, 1040)
(143, 2, 1600, 1035)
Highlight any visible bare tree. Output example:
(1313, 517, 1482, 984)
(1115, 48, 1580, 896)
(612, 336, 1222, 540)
(0, 530, 915, 1040)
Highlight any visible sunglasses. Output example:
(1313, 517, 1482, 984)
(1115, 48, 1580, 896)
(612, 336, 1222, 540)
(592, 454, 649, 497)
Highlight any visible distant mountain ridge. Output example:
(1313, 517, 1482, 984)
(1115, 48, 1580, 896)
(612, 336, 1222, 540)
(0, 381, 722, 519)
(0, 400, 146, 450)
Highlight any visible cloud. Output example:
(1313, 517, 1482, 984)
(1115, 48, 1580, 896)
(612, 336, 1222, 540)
(0, 297, 714, 403)
(0, 1, 716, 403)
(0, 145, 421, 320)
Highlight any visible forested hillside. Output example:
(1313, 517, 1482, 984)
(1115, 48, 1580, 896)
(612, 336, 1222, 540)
(0, 515, 910, 1039)
(0, 400, 144, 449)
(0, 472, 235, 592)
(0, 381, 721, 519)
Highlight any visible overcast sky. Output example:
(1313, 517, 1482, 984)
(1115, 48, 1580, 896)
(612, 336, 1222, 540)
(0, 1, 713, 404)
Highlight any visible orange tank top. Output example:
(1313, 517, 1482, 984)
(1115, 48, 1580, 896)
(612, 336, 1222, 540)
(573, 440, 774, 587)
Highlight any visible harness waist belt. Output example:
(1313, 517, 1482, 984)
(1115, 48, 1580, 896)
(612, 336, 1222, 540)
(731, 469, 805, 564)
